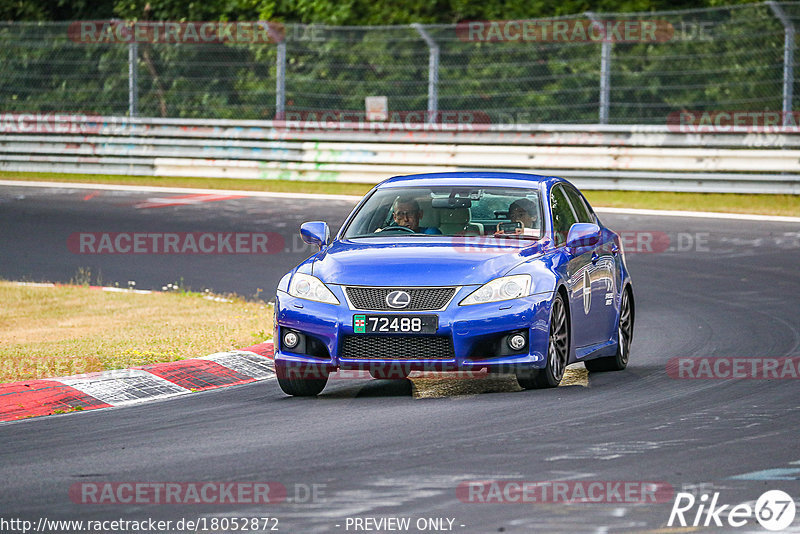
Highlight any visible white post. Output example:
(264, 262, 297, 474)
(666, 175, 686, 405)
(412, 23, 439, 124)
(768, 1, 795, 126)
(276, 41, 286, 120)
(128, 42, 138, 118)
(586, 12, 611, 124)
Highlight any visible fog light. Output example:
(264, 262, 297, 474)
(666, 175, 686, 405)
(508, 334, 526, 351)
(283, 330, 300, 349)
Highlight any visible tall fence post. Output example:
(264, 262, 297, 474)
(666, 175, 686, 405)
(586, 12, 611, 124)
(276, 41, 287, 120)
(412, 23, 439, 124)
(128, 42, 138, 118)
(768, 1, 795, 125)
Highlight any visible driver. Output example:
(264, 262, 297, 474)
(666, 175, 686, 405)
(388, 197, 441, 234)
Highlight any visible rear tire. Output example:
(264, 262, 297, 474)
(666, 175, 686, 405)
(585, 288, 633, 373)
(517, 292, 569, 390)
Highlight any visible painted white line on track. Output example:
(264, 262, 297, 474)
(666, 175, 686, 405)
(101, 287, 153, 294)
(2, 179, 797, 222)
(0, 180, 362, 202)
(9, 281, 153, 294)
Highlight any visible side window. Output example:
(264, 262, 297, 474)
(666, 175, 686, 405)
(564, 186, 594, 224)
(550, 185, 577, 246)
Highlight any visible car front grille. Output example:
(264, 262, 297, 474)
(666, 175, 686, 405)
(339, 336, 455, 360)
(344, 287, 456, 311)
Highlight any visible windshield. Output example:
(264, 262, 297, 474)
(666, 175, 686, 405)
(343, 186, 542, 239)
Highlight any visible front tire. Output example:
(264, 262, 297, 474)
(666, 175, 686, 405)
(516, 292, 569, 389)
(585, 288, 633, 373)
(276, 363, 329, 396)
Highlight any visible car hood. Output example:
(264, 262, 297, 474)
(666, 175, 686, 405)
(310, 237, 543, 287)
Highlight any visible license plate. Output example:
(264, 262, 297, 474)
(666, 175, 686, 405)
(353, 314, 438, 334)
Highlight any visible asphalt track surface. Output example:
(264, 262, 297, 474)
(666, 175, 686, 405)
(1, 184, 799, 533)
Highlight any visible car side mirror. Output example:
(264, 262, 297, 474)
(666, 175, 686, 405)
(300, 221, 330, 249)
(566, 223, 601, 250)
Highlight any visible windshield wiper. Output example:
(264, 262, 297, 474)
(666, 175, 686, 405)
(490, 233, 540, 240)
(349, 232, 433, 238)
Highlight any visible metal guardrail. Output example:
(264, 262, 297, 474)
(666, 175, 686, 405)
(1, 116, 799, 194)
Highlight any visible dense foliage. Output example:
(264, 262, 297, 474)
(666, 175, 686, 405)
(0, 1, 794, 123)
(0, 0, 766, 24)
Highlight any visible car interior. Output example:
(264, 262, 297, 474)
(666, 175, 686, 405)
(418, 200, 484, 235)
(353, 189, 543, 238)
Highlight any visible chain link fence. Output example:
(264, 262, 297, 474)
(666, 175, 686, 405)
(1, 2, 799, 124)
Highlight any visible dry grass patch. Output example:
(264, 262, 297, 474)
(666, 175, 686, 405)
(0, 281, 272, 383)
(409, 366, 588, 398)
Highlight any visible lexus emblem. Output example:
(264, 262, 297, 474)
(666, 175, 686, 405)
(386, 290, 411, 309)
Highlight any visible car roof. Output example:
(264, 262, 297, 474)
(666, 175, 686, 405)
(378, 171, 562, 190)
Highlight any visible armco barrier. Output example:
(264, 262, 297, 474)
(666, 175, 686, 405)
(1, 116, 799, 194)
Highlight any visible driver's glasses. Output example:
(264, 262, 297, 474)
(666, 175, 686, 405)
(394, 210, 419, 220)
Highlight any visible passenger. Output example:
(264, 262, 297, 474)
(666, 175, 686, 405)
(496, 198, 539, 236)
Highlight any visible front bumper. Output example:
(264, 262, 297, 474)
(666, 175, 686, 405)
(274, 285, 554, 373)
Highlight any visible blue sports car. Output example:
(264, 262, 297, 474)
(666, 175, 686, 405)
(273, 172, 634, 396)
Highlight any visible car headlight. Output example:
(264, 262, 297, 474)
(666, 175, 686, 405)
(459, 275, 532, 306)
(288, 273, 340, 305)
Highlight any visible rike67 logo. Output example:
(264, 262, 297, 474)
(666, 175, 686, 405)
(668, 490, 796, 531)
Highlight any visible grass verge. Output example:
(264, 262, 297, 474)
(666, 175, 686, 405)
(582, 190, 799, 217)
(0, 281, 272, 384)
(1, 171, 798, 216)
